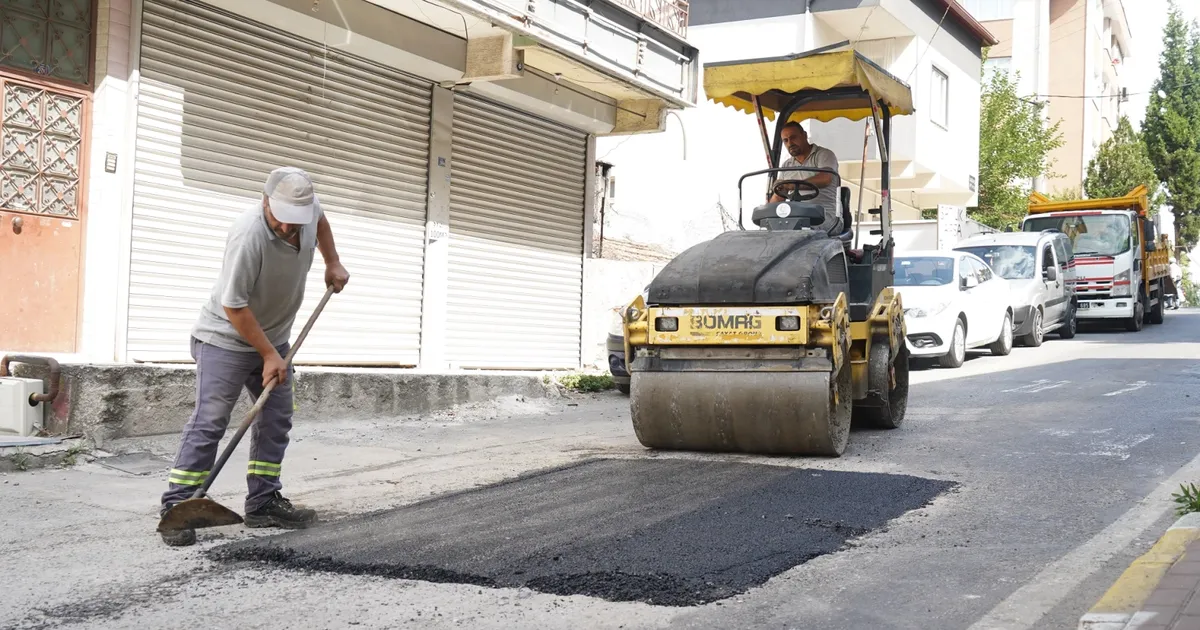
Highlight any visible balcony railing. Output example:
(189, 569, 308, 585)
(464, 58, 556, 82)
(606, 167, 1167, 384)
(610, 0, 689, 38)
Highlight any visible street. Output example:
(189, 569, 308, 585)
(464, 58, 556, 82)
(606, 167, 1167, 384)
(3, 311, 1200, 630)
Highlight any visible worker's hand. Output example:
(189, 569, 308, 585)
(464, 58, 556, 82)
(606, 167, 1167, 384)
(263, 351, 289, 389)
(325, 260, 350, 293)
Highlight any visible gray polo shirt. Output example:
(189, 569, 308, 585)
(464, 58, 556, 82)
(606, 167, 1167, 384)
(191, 200, 322, 352)
(782, 144, 842, 234)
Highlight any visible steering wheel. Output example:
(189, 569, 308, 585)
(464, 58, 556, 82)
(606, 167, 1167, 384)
(772, 179, 821, 202)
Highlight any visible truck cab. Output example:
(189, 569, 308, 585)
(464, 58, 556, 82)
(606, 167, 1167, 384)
(1020, 186, 1170, 331)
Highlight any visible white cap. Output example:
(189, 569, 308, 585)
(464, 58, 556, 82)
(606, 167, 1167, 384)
(264, 166, 316, 224)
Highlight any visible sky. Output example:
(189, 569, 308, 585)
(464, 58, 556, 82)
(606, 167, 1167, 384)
(1123, 0, 1200, 130)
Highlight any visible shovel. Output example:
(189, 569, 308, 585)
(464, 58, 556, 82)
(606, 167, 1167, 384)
(157, 286, 335, 533)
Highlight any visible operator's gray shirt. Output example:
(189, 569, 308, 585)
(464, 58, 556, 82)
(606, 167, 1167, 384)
(782, 144, 841, 234)
(191, 200, 323, 352)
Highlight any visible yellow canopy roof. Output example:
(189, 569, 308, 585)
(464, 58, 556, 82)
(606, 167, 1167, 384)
(704, 49, 915, 124)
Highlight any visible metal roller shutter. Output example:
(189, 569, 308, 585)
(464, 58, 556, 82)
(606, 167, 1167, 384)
(447, 94, 586, 369)
(127, 0, 430, 365)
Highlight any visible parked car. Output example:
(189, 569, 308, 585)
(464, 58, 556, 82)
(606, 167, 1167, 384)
(895, 250, 1014, 368)
(954, 230, 1077, 346)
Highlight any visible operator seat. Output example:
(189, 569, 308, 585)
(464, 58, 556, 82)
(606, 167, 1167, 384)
(835, 186, 853, 244)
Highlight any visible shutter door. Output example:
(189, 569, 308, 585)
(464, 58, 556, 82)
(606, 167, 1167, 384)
(447, 94, 586, 369)
(127, 0, 430, 365)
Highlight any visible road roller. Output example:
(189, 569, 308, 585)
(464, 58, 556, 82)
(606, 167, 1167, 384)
(621, 48, 914, 457)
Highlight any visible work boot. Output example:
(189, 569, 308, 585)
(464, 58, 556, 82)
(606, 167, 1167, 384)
(244, 492, 317, 529)
(158, 504, 197, 547)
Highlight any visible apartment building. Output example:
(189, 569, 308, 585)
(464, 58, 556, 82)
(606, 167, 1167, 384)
(963, 0, 1132, 195)
(594, 0, 997, 255)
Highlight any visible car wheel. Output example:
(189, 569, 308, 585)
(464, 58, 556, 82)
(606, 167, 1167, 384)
(989, 312, 1013, 356)
(1059, 305, 1078, 339)
(1020, 308, 1044, 347)
(617, 383, 630, 395)
(939, 318, 966, 368)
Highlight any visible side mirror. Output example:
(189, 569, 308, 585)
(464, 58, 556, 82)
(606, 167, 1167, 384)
(962, 274, 978, 289)
(1045, 266, 1058, 282)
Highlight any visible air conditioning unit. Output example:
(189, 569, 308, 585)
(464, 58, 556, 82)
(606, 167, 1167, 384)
(0, 377, 44, 437)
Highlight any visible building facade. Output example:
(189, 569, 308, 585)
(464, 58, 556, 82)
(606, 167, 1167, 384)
(964, 0, 1132, 196)
(0, 0, 699, 370)
(593, 0, 996, 256)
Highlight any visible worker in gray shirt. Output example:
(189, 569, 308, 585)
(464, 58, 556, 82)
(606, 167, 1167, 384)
(770, 121, 843, 235)
(159, 166, 350, 546)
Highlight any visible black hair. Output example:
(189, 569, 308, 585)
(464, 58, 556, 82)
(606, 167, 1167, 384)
(782, 121, 804, 132)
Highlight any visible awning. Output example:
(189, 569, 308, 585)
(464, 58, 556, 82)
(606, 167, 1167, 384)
(703, 49, 915, 124)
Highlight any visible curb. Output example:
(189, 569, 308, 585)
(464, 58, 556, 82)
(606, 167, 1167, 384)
(1078, 512, 1200, 630)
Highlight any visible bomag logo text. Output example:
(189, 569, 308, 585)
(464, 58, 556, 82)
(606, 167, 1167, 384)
(690, 315, 762, 330)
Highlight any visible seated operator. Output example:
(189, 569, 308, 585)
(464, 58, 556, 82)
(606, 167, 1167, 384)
(769, 121, 843, 235)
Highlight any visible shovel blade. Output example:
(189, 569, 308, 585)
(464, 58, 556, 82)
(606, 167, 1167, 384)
(157, 497, 244, 532)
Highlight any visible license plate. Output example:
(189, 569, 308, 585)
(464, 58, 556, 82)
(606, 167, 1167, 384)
(1078, 302, 1090, 309)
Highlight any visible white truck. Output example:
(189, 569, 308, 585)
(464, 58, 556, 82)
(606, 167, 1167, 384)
(1020, 186, 1171, 331)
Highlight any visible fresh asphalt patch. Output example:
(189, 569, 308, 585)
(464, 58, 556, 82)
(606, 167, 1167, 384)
(211, 459, 953, 606)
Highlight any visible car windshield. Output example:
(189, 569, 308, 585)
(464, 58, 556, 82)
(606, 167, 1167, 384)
(956, 246, 1035, 279)
(1023, 214, 1131, 256)
(895, 257, 956, 286)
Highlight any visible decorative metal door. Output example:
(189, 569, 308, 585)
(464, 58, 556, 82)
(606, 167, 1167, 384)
(0, 75, 89, 352)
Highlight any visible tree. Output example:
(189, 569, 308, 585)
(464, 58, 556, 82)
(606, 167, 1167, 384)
(1084, 116, 1163, 210)
(1142, 1, 1200, 248)
(976, 65, 1064, 230)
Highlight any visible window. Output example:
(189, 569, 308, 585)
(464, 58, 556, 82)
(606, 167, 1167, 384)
(0, 78, 85, 218)
(983, 57, 1011, 83)
(1041, 244, 1055, 270)
(0, 1, 95, 87)
(956, 245, 1037, 280)
(961, 0, 1016, 21)
(931, 67, 949, 129)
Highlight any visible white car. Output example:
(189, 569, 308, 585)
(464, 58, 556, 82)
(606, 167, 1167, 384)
(895, 250, 1015, 368)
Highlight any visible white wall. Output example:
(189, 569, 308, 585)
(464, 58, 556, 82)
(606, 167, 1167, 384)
(580, 259, 662, 368)
(78, 0, 136, 363)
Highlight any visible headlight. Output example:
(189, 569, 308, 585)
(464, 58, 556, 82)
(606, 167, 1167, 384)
(904, 302, 949, 319)
(1112, 270, 1132, 297)
(608, 309, 625, 336)
(655, 316, 679, 332)
(776, 315, 801, 331)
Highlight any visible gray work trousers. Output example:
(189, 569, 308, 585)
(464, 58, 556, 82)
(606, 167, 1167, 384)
(161, 337, 294, 514)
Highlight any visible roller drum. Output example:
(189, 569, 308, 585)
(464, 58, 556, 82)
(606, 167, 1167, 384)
(628, 363, 853, 456)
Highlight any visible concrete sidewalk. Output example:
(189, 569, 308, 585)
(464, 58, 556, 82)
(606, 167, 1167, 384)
(4, 358, 564, 446)
(1080, 513, 1200, 630)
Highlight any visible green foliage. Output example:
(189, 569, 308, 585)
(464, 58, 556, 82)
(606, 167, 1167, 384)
(976, 66, 1064, 230)
(1173, 482, 1200, 517)
(558, 373, 614, 392)
(1048, 188, 1082, 202)
(1084, 117, 1164, 213)
(1143, 1, 1200, 249)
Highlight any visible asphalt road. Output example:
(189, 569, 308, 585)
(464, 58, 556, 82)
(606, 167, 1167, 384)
(3, 310, 1200, 630)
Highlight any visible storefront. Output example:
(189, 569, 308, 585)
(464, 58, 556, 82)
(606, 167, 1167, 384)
(121, 0, 592, 368)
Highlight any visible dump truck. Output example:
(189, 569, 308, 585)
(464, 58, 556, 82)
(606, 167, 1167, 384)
(1021, 185, 1171, 331)
(620, 48, 914, 456)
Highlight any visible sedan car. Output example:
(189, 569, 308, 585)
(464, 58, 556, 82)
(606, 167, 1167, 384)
(895, 250, 1015, 368)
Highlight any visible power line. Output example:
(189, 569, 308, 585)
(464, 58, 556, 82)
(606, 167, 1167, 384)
(905, 3, 952, 84)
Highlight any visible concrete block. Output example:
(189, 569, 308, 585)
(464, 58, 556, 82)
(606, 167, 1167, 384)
(9, 362, 557, 447)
